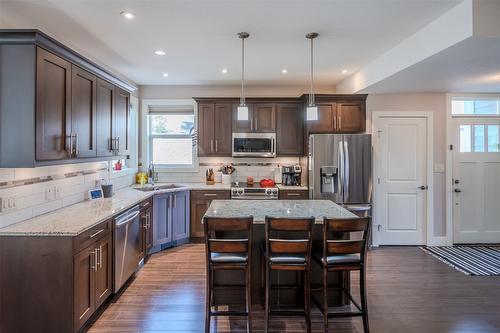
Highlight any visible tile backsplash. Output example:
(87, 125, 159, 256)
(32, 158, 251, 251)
(157, 157, 306, 184)
(0, 162, 136, 229)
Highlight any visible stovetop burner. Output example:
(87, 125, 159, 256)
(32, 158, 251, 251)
(231, 182, 277, 189)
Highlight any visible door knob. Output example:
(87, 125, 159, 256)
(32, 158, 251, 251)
(419, 185, 428, 190)
(454, 189, 461, 193)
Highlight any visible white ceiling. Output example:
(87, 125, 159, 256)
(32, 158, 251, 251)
(0, 0, 462, 86)
(361, 36, 500, 93)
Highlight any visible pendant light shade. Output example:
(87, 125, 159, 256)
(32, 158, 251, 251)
(237, 32, 250, 121)
(306, 32, 319, 121)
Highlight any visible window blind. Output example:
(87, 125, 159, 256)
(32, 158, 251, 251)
(148, 105, 194, 115)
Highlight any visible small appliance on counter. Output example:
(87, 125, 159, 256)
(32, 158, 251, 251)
(282, 165, 302, 186)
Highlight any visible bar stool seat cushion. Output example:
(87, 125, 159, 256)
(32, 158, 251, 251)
(269, 253, 307, 264)
(210, 252, 248, 263)
(314, 252, 361, 265)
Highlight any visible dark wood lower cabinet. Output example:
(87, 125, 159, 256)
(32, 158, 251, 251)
(190, 190, 230, 238)
(140, 198, 153, 259)
(279, 189, 309, 200)
(0, 220, 113, 333)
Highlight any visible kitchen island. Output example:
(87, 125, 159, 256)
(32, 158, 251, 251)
(204, 199, 357, 306)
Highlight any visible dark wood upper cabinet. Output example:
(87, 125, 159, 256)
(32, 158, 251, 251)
(0, 31, 136, 167)
(96, 78, 114, 157)
(232, 103, 276, 133)
(276, 103, 304, 156)
(232, 103, 253, 132)
(306, 103, 336, 133)
(253, 103, 276, 132)
(36, 47, 72, 161)
(336, 101, 366, 133)
(198, 102, 232, 156)
(71, 65, 97, 158)
(214, 104, 232, 155)
(197, 103, 215, 155)
(114, 87, 131, 156)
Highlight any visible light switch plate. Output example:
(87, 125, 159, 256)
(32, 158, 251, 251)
(0, 196, 16, 213)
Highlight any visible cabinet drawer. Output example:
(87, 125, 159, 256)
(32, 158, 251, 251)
(190, 190, 230, 200)
(279, 190, 309, 200)
(74, 219, 112, 254)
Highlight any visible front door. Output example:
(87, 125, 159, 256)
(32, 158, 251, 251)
(452, 118, 500, 243)
(375, 116, 429, 245)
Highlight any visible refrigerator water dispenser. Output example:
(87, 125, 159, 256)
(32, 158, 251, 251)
(320, 166, 338, 193)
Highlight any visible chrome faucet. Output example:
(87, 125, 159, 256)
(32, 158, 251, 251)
(147, 162, 158, 185)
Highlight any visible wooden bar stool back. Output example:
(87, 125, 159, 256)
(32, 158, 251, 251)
(264, 216, 315, 333)
(203, 216, 254, 333)
(314, 217, 370, 333)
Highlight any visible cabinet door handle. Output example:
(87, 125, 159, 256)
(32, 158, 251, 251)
(203, 193, 217, 197)
(255, 118, 258, 131)
(74, 133, 79, 157)
(116, 137, 120, 154)
(89, 229, 104, 239)
(210, 139, 214, 152)
(215, 140, 218, 152)
(66, 134, 73, 157)
(147, 215, 150, 229)
(173, 194, 177, 208)
(98, 245, 102, 269)
(287, 193, 301, 196)
(90, 250, 96, 272)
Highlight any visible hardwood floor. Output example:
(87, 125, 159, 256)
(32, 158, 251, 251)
(87, 244, 500, 333)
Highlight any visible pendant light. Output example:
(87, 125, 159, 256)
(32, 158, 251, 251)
(237, 32, 250, 120)
(306, 32, 319, 121)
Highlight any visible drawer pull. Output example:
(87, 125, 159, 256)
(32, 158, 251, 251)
(287, 193, 301, 196)
(204, 194, 217, 197)
(89, 229, 104, 238)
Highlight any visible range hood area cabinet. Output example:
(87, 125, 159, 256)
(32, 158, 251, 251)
(194, 95, 366, 158)
(0, 30, 136, 167)
(232, 103, 276, 133)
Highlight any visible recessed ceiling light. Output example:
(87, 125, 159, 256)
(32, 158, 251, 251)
(342, 69, 348, 74)
(222, 68, 228, 74)
(154, 50, 166, 56)
(162, 73, 169, 77)
(281, 69, 288, 74)
(120, 11, 135, 20)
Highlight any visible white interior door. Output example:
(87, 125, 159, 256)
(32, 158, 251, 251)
(375, 116, 428, 245)
(452, 118, 500, 244)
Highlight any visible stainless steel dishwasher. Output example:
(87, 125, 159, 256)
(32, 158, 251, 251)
(114, 205, 141, 293)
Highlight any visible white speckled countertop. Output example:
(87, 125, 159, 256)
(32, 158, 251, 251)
(204, 200, 356, 224)
(0, 182, 230, 237)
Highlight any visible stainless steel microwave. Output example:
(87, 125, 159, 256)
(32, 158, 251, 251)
(232, 133, 276, 157)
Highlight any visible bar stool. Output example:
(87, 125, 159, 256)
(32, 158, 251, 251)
(313, 217, 370, 333)
(262, 216, 315, 333)
(203, 216, 253, 333)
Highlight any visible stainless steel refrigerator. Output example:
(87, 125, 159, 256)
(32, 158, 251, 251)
(308, 134, 372, 217)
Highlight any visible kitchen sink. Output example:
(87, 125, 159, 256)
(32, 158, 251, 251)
(134, 184, 182, 192)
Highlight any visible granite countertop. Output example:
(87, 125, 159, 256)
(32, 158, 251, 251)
(204, 199, 356, 224)
(0, 182, 230, 237)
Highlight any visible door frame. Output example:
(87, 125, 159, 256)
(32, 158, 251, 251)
(445, 93, 500, 245)
(372, 111, 434, 246)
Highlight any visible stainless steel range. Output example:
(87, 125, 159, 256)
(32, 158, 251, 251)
(231, 182, 279, 200)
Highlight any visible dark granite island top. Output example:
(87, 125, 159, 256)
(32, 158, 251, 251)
(204, 199, 357, 223)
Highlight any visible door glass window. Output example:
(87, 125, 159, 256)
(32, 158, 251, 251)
(473, 125, 485, 152)
(488, 125, 500, 152)
(459, 125, 472, 152)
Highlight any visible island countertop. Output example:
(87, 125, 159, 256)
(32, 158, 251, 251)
(204, 199, 357, 223)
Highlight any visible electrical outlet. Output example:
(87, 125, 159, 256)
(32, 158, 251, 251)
(45, 187, 54, 201)
(54, 186, 61, 199)
(0, 196, 16, 213)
